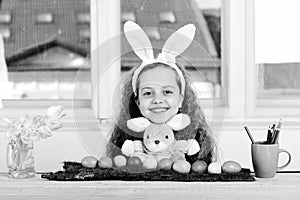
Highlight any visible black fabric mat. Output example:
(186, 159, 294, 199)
(41, 162, 255, 182)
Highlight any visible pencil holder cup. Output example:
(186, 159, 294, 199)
(251, 142, 291, 178)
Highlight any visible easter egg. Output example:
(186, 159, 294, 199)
(113, 155, 127, 168)
(98, 156, 113, 168)
(191, 160, 207, 174)
(222, 160, 242, 173)
(81, 156, 98, 168)
(173, 160, 191, 173)
(157, 158, 173, 170)
(207, 162, 222, 174)
(127, 156, 143, 167)
(143, 157, 158, 169)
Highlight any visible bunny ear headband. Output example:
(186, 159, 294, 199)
(124, 21, 196, 96)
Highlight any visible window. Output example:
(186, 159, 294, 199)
(0, 27, 11, 40)
(159, 11, 176, 23)
(0, 11, 12, 24)
(255, 0, 300, 101)
(244, 0, 300, 117)
(79, 29, 91, 40)
(76, 13, 90, 24)
(1, 0, 91, 104)
(36, 13, 54, 24)
(258, 63, 300, 98)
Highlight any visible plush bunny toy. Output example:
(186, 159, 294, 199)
(121, 114, 200, 169)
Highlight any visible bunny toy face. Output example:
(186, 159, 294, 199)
(123, 114, 200, 161)
(126, 113, 191, 152)
(143, 124, 175, 153)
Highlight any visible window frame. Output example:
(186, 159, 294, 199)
(2, 0, 300, 124)
(245, 0, 300, 118)
(205, 0, 300, 122)
(0, 0, 242, 123)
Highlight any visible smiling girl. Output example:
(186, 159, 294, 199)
(106, 21, 216, 165)
(107, 62, 215, 164)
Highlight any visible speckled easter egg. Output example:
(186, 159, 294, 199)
(222, 160, 242, 173)
(173, 160, 191, 173)
(127, 156, 143, 167)
(207, 162, 222, 174)
(81, 156, 98, 168)
(143, 157, 158, 169)
(113, 155, 127, 168)
(191, 160, 207, 174)
(157, 158, 173, 170)
(98, 156, 113, 168)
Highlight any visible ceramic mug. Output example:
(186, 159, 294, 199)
(251, 142, 291, 178)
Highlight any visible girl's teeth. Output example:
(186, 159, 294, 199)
(152, 108, 167, 113)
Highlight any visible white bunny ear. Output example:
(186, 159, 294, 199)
(167, 113, 191, 131)
(127, 117, 151, 132)
(124, 21, 154, 62)
(159, 24, 196, 60)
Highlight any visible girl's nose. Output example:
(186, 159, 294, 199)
(152, 94, 163, 104)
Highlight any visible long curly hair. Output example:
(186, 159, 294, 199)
(106, 63, 216, 164)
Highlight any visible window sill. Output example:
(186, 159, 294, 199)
(204, 107, 300, 131)
(0, 106, 102, 132)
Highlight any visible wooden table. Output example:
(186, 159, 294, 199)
(0, 172, 299, 200)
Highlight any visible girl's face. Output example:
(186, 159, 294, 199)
(137, 67, 183, 124)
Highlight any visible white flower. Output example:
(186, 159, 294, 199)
(37, 126, 52, 139)
(0, 117, 12, 129)
(46, 105, 66, 119)
(2, 105, 66, 143)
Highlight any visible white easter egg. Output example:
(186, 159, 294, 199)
(173, 160, 191, 173)
(208, 162, 222, 174)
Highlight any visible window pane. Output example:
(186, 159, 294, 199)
(255, 0, 300, 99)
(1, 0, 90, 100)
(120, 0, 221, 99)
(258, 63, 300, 99)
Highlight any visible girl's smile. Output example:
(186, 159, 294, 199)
(149, 107, 169, 113)
(137, 67, 183, 124)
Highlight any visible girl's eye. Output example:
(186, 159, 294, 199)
(142, 91, 152, 96)
(165, 135, 169, 139)
(163, 90, 173, 95)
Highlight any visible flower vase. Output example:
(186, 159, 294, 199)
(6, 138, 35, 178)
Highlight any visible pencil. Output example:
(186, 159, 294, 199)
(243, 123, 255, 144)
(272, 120, 282, 144)
(269, 122, 276, 144)
(267, 126, 272, 144)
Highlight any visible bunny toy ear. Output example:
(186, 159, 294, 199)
(127, 117, 151, 132)
(166, 113, 191, 131)
(124, 21, 154, 63)
(158, 24, 196, 61)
